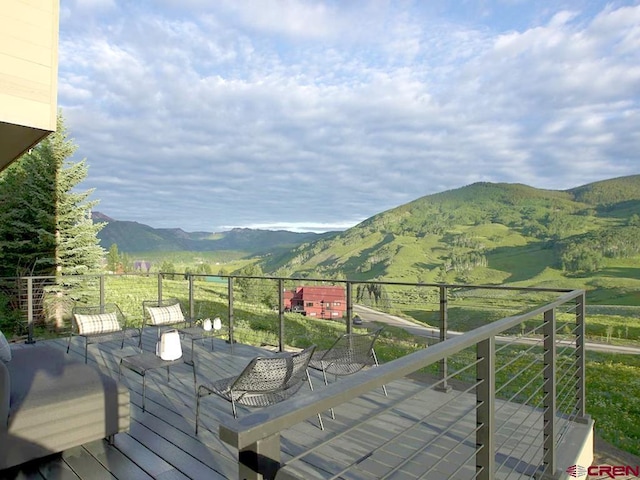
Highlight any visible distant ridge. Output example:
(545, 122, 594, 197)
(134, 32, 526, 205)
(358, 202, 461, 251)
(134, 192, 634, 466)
(92, 213, 328, 253)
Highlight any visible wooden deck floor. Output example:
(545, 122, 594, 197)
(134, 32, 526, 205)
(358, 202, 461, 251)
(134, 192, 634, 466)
(2, 332, 586, 480)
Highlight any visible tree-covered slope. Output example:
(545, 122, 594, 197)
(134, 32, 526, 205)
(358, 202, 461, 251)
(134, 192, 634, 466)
(261, 176, 640, 291)
(569, 174, 640, 206)
(95, 215, 325, 253)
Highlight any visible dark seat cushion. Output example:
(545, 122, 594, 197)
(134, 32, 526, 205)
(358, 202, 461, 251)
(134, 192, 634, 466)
(1, 344, 130, 470)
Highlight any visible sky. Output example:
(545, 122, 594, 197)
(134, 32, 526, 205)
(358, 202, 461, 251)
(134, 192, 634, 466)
(58, 0, 640, 233)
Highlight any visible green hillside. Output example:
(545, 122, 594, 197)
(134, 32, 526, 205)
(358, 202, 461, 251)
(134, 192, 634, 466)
(260, 175, 640, 304)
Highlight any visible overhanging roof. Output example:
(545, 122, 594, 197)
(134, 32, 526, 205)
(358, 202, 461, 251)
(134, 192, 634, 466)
(0, 122, 52, 172)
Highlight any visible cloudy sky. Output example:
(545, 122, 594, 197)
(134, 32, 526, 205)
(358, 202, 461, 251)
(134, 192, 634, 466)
(58, 0, 640, 233)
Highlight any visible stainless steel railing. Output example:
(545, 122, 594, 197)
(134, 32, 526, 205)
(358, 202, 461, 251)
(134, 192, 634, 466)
(218, 289, 588, 480)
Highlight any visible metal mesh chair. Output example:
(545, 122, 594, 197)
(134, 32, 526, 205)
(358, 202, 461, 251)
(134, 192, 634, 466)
(195, 345, 322, 433)
(67, 303, 140, 363)
(308, 327, 387, 418)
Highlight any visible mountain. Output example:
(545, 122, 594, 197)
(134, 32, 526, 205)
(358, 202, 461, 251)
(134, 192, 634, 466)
(93, 214, 326, 253)
(259, 175, 640, 290)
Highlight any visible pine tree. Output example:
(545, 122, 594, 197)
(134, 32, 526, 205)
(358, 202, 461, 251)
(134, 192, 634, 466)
(0, 112, 106, 326)
(56, 148, 105, 275)
(107, 244, 121, 272)
(0, 112, 105, 276)
(0, 136, 57, 276)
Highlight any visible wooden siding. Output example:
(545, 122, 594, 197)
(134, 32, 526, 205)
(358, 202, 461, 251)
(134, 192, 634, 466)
(0, 0, 59, 170)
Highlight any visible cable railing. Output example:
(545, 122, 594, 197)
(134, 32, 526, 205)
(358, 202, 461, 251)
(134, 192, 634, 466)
(0, 273, 591, 478)
(217, 289, 589, 479)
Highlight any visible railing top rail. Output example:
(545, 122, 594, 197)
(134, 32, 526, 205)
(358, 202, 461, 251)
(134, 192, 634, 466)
(182, 272, 576, 294)
(10, 272, 574, 295)
(220, 289, 585, 449)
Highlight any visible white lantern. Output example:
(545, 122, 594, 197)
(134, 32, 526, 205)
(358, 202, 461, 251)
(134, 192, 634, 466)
(213, 317, 222, 331)
(156, 329, 182, 361)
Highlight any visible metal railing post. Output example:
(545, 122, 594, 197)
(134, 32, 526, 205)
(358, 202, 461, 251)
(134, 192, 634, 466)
(476, 337, 495, 480)
(228, 277, 235, 346)
(575, 292, 588, 421)
(99, 274, 105, 307)
(346, 281, 353, 334)
(542, 308, 557, 477)
(188, 274, 195, 320)
(26, 277, 35, 344)
(278, 278, 284, 352)
(238, 433, 281, 480)
(157, 273, 163, 302)
(438, 285, 450, 391)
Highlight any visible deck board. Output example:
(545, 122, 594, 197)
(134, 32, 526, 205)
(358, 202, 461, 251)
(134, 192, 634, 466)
(2, 332, 584, 479)
(60, 445, 117, 480)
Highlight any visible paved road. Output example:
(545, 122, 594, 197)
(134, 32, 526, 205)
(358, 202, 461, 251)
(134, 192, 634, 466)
(353, 304, 640, 355)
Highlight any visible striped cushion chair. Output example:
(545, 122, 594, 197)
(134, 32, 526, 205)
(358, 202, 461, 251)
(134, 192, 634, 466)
(67, 303, 140, 363)
(142, 298, 192, 349)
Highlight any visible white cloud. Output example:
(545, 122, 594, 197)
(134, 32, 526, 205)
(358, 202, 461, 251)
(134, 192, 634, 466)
(57, 0, 640, 232)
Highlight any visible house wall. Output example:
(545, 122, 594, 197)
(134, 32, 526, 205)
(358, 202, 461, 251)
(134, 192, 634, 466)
(0, 0, 59, 171)
(291, 286, 346, 318)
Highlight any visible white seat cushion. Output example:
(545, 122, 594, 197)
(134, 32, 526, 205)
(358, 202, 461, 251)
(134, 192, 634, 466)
(74, 312, 121, 335)
(145, 303, 185, 325)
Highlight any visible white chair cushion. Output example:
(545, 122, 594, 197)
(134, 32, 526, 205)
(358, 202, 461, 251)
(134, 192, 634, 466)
(74, 312, 121, 335)
(146, 303, 185, 325)
(0, 330, 11, 362)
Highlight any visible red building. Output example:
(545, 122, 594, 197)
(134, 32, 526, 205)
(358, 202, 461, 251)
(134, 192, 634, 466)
(287, 286, 346, 319)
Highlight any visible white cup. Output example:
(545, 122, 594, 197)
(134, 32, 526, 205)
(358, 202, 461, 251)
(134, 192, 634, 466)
(203, 318, 212, 331)
(213, 317, 222, 331)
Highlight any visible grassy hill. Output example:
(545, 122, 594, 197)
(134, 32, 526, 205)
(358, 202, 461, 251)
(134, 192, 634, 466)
(260, 175, 640, 304)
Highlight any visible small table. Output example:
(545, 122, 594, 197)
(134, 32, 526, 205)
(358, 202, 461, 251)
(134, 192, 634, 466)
(119, 352, 196, 412)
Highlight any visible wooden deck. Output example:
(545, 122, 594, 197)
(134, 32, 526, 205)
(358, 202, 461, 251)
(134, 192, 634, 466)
(2, 331, 588, 480)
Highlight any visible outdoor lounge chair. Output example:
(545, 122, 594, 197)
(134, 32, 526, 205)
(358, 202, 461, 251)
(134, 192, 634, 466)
(142, 298, 223, 358)
(67, 303, 140, 363)
(195, 345, 322, 434)
(308, 327, 387, 418)
(142, 297, 191, 342)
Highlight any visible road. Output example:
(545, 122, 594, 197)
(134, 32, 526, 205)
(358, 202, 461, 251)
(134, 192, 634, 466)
(353, 304, 640, 355)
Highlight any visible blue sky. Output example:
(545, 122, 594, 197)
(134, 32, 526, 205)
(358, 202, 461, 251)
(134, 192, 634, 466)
(58, 0, 640, 233)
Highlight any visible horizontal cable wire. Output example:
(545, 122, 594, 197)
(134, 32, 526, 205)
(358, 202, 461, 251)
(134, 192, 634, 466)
(556, 398, 583, 446)
(494, 354, 541, 395)
(375, 407, 480, 480)
(494, 391, 545, 455)
(556, 382, 581, 426)
(494, 339, 543, 373)
(555, 360, 578, 393)
(284, 361, 482, 473)
(328, 384, 481, 480)
(493, 382, 546, 447)
(417, 425, 481, 480)
(494, 350, 541, 377)
(495, 369, 544, 419)
(495, 401, 546, 477)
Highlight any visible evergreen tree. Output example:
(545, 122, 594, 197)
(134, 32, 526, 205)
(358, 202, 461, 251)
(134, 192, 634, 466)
(56, 156, 105, 275)
(0, 112, 105, 328)
(0, 113, 105, 276)
(0, 138, 57, 276)
(107, 244, 121, 272)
